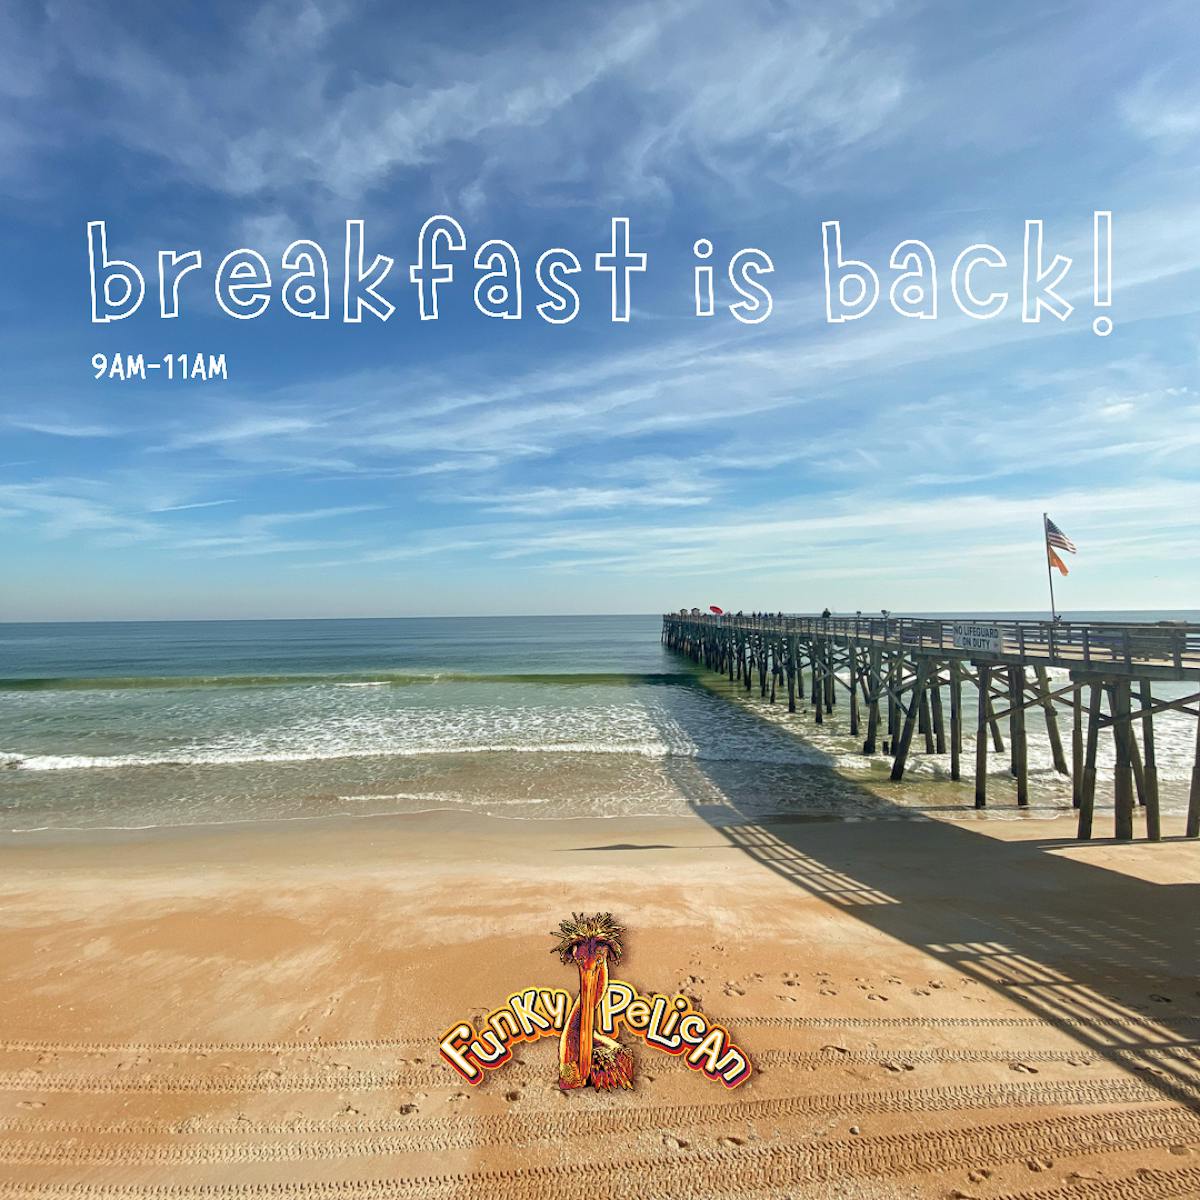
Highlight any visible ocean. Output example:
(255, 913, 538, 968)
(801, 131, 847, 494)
(1, 613, 1196, 835)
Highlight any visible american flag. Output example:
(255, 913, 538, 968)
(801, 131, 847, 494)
(1045, 517, 1077, 554)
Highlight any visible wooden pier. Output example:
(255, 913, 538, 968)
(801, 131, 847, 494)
(662, 612, 1200, 841)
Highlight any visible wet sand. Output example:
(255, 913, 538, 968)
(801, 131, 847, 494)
(0, 804, 1197, 1199)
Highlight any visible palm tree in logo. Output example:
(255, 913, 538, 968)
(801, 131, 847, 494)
(551, 912, 634, 1090)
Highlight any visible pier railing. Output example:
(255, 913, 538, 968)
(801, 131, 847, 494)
(667, 614, 1200, 678)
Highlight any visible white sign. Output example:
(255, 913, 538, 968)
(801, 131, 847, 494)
(953, 622, 1002, 653)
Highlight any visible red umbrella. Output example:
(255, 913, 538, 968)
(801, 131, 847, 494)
(709, 605, 724, 615)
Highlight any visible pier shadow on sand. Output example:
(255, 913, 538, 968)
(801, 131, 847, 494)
(643, 675, 1200, 1114)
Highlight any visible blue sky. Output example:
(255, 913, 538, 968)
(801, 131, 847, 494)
(1, 0, 1199, 619)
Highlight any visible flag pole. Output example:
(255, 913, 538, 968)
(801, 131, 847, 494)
(1043, 512, 1057, 622)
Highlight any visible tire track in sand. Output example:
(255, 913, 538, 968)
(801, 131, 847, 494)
(0, 1109, 1196, 1198)
(0, 1078, 1170, 1162)
(2, 1045, 1190, 1094)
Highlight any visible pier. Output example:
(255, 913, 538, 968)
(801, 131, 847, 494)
(662, 613, 1200, 841)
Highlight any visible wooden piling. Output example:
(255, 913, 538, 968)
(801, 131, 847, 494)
(1139, 680, 1160, 841)
(891, 662, 928, 782)
(1071, 682, 1083, 809)
(1035, 666, 1068, 775)
(919, 683, 935, 754)
(1188, 706, 1200, 839)
(1010, 666, 1029, 806)
(1077, 681, 1102, 840)
(1110, 680, 1135, 841)
(886, 653, 898, 744)
(949, 659, 962, 781)
(930, 666, 946, 754)
(975, 663, 991, 808)
(863, 646, 882, 755)
(848, 643, 860, 737)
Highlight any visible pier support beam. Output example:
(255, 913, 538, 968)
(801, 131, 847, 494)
(1077, 682, 1103, 840)
(1035, 667, 1069, 775)
(1009, 666, 1029, 806)
(1071, 683, 1083, 809)
(863, 647, 882, 755)
(1110, 680, 1135, 841)
(891, 662, 929, 782)
(949, 660, 962, 781)
(974, 663, 991, 808)
(1188, 707, 1200, 838)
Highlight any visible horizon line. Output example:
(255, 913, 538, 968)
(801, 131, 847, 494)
(1, 607, 1198, 627)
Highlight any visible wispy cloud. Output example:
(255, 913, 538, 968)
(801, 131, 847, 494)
(149, 499, 238, 513)
(5, 417, 118, 438)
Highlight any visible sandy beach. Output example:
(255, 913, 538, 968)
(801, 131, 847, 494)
(0, 801, 1197, 1199)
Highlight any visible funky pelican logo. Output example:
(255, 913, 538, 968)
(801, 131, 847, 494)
(439, 913, 751, 1091)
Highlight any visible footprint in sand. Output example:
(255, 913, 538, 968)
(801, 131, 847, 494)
(1150, 993, 1173, 1003)
(505, 1090, 521, 1102)
(396, 1104, 418, 1116)
(1026, 1156, 1054, 1172)
(718, 1136, 746, 1147)
(912, 987, 931, 996)
(819, 986, 838, 996)
(662, 1134, 690, 1150)
(16, 1100, 45, 1109)
(724, 983, 746, 997)
(1010, 1061, 1039, 1074)
(867, 993, 889, 1002)
(968, 1169, 992, 1183)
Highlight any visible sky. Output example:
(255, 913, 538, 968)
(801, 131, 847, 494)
(1, 0, 1199, 620)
